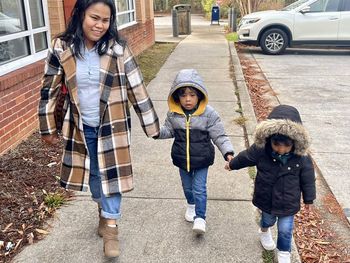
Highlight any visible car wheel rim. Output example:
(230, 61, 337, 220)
(265, 33, 284, 52)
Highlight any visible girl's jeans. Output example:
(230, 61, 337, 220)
(84, 124, 121, 220)
(261, 211, 294, 252)
(179, 167, 209, 220)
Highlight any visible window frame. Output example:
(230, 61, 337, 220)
(0, 0, 50, 76)
(116, 0, 137, 30)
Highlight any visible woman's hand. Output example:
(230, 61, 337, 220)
(41, 134, 59, 145)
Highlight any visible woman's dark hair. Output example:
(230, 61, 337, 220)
(270, 134, 293, 147)
(56, 0, 120, 58)
(172, 87, 204, 103)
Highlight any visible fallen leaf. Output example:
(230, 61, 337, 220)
(3, 223, 13, 232)
(35, 228, 49, 235)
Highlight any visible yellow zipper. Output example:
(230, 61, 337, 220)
(186, 115, 191, 172)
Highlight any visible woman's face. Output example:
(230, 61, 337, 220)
(82, 2, 111, 49)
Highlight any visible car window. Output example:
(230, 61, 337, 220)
(341, 0, 350, 11)
(309, 0, 340, 12)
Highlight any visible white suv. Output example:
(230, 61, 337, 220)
(237, 0, 350, 54)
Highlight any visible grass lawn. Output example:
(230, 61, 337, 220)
(137, 42, 177, 85)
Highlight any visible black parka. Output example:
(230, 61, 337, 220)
(229, 105, 316, 216)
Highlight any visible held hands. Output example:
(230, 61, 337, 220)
(225, 155, 234, 171)
(41, 134, 59, 145)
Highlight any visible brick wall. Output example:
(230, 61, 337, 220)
(120, 19, 155, 56)
(0, 62, 45, 155)
(47, 0, 66, 38)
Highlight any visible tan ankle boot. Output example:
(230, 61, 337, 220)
(103, 225, 120, 258)
(98, 216, 106, 237)
(97, 206, 106, 237)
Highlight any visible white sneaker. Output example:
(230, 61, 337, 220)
(277, 250, 291, 263)
(259, 228, 276, 250)
(185, 204, 196, 222)
(192, 218, 206, 234)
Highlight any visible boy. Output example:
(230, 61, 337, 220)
(226, 105, 316, 263)
(156, 69, 234, 234)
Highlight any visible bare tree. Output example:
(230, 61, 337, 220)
(235, 0, 281, 16)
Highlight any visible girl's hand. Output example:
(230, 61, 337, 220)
(225, 155, 234, 170)
(42, 134, 59, 145)
(225, 161, 231, 171)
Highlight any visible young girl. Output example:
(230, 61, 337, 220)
(38, 0, 159, 257)
(156, 69, 234, 234)
(226, 105, 316, 263)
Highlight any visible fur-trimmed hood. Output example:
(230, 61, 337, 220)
(254, 105, 310, 156)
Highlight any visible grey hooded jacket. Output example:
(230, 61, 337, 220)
(158, 69, 234, 171)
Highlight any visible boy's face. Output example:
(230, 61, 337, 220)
(179, 88, 199, 111)
(271, 141, 293, 155)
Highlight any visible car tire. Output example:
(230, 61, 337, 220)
(260, 28, 288, 55)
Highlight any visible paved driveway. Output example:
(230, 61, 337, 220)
(246, 47, 350, 221)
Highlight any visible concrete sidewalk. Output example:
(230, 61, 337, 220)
(14, 15, 298, 263)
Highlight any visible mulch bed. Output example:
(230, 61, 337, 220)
(235, 42, 350, 263)
(0, 132, 71, 263)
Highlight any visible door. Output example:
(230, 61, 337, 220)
(338, 0, 350, 40)
(293, 0, 341, 41)
(63, 0, 77, 26)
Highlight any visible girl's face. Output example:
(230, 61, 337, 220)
(179, 88, 199, 111)
(82, 2, 111, 49)
(271, 141, 293, 155)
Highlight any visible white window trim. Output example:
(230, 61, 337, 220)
(0, 0, 50, 77)
(116, 0, 137, 29)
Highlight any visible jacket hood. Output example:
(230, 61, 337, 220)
(168, 69, 208, 115)
(254, 105, 310, 156)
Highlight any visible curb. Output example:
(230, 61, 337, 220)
(229, 42, 302, 263)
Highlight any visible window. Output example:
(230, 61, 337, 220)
(341, 0, 350, 11)
(309, 0, 340, 12)
(116, 0, 136, 29)
(0, 0, 49, 76)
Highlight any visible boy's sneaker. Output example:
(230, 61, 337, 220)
(192, 218, 206, 234)
(277, 250, 291, 263)
(259, 228, 276, 250)
(185, 204, 196, 222)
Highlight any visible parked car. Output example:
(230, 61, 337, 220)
(237, 0, 350, 54)
(0, 12, 21, 35)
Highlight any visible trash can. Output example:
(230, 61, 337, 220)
(211, 6, 220, 25)
(172, 4, 191, 37)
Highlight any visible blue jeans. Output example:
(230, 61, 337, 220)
(179, 167, 208, 220)
(84, 124, 122, 220)
(261, 211, 294, 252)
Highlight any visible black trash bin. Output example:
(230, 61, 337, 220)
(172, 4, 191, 37)
(211, 6, 220, 25)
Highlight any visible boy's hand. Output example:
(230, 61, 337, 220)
(226, 155, 234, 162)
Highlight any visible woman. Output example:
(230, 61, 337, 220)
(38, 0, 159, 258)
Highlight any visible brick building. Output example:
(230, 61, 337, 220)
(0, 0, 155, 155)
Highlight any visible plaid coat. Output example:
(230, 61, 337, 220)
(38, 38, 160, 196)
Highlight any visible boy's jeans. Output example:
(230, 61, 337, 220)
(84, 124, 121, 220)
(261, 211, 294, 252)
(179, 167, 208, 220)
